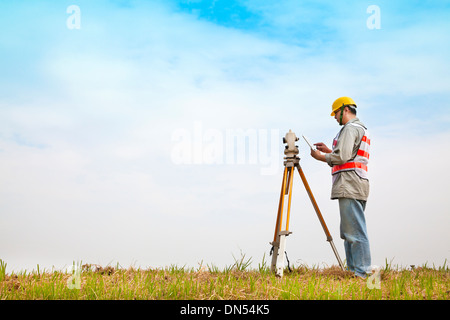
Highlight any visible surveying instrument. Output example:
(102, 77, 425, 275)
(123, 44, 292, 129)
(270, 130, 345, 277)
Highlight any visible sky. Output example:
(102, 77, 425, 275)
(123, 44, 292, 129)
(1, 0, 449, 273)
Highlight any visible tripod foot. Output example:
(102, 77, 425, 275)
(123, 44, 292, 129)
(270, 231, 292, 277)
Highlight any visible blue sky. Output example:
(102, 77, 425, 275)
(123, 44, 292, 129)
(1, 0, 449, 272)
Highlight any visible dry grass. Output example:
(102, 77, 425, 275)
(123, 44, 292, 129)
(1, 259, 449, 300)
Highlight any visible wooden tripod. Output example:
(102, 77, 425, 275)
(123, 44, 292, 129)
(270, 154, 345, 277)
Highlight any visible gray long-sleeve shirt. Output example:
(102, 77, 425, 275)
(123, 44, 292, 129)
(325, 117, 370, 201)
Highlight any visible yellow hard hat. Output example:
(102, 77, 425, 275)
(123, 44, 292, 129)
(331, 97, 357, 116)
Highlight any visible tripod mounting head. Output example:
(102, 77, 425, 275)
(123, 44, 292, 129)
(283, 130, 300, 159)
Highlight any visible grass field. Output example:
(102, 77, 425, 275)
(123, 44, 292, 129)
(1, 257, 448, 300)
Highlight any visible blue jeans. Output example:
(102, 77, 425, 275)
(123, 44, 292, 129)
(339, 198, 371, 277)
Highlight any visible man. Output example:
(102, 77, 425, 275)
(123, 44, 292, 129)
(310, 97, 371, 278)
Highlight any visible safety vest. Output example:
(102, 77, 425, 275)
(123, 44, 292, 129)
(331, 123, 370, 180)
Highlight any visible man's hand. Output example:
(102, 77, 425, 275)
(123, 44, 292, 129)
(313, 142, 332, 154)
(310, 149, 326, 162)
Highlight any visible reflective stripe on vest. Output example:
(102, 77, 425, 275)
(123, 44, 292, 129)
(332, 162, 368, 174)
(332, 123, 370, 179)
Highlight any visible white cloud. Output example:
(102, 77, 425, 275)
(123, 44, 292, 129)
(367, 130, 450, 266)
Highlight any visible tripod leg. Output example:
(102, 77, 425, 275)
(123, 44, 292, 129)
(285, 166, 295, 231)
(271, 166, 294, 277)
(296, 165, 345, 271)
(273, 167, 288, 243)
